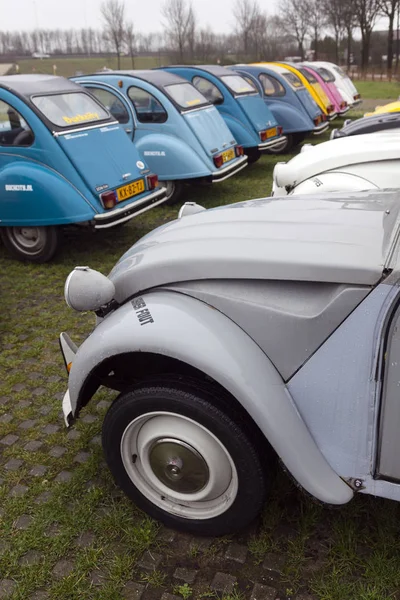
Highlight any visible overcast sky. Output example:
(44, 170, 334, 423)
(1, 0, 281, 32)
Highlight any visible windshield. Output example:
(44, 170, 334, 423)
(32, 92, 109, 128)
(299, 68, 317, 84)
(282, 72, 304, 89)
(165, 82, 209, 110)
(221, 75, 257, 95)
(318, 67, 335, 83)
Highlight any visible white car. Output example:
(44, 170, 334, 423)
(305, 61, 361, 108)
(272, 131, 400, 196)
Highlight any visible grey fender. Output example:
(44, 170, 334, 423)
(67, 289, 353, 505)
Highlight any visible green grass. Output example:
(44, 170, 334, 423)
(356, 79, 400, 99)
(1, 116, 400, 599)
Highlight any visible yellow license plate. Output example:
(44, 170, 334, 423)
(117, 179, 145, 202)
(266, 127, 277, 139)
(222, 148, 235, 163)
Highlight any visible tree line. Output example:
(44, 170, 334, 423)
(0, 0, 399, 74)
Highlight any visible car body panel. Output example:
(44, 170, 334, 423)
(270, 62, 330, 116)
(364, 100, 400, 117)
(301, 64, 346, 116)
(331, 112, 400, 139)
(159, 65, 286, 151)
(311, 61, 361, 106)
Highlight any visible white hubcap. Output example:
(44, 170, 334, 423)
(120, 412, 238, 519)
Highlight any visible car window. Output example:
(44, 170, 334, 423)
(164, 82, 209, 110)
(282, 72, 304, 89)
(298, 67, 317, 84)
(221, 75, 257, 95)
(128, 86, 167, 123)
(88, 87, 130, 124)
(32, 92, 109, 128)
(317, 67, 335, 83)
(192, 76, 224, 105)
(259, 73, 285, 97)
(0, 100, 34, 147)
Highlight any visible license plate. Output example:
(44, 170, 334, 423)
(117, 179, 145, 202)
(266, 127, 277, 139)
(221, 148, 235, 163)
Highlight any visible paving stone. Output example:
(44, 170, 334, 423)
(250, 583, 277, 600)
(76, 531, 96, 547)
(0, 414, 12, 424)
(45, 523, 61, 537)
(19, 419, 37, 430)
(0, 478, 3, 486)
(89, 569, 107, 586)
(225, 542, 248, 564)
(161, 595, 181, 600)
(54, 392, 64, 401)
(90, 435, 101, 445)
(211, 572, 237, 594)
(24, 440, 43, 452)
(16, 400, 31, 409)
(137, 550, 162, 571)
(4, 458, 23, 472)
(35, 491, 53, 504)
(81, 414, 98, 424)
(18, 334, 29, 341)
(262, 553, 286, 574)
(42, 424, 60, 435)
(39, 406, 52, 416)
(97, 400, 111, 411)
(0, 434, 19, 446)
(55, 470, 72, 483)
(30, 465, 47, 477)
(296, 596, 318, 600)
(12, 383, 25, 392)
(0, 579, 16, 598)
(14, 514, 33, 530)
(9, 484, 28, 497)
(67, 429, 80, 441)
(173, 567, 197, 584)
(156, 528, 176, 543)
(29, 372, 42, 381)
(0, 542, 10, 556)
(48, 374, 62, 383)
(122, 582, 145, 600)
(0, 397, 10, 407)
(74, 451, 91, 464)
(49, 446, 67, 458)
(52, 559, 74, 578)
(189, 536, 213, 552)
(19, 550, 42, 566)
(30, 592, 49, 600)
(33, 387, 47, 397)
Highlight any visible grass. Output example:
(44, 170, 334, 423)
(1, 109, 400, 599)
(356, 79, 400, 100)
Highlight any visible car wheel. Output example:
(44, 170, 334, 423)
(245, 148, 262, 164)
(0, 225, 61, 262)
(161, 181, 184, 205)
(102, 378, 268, 536)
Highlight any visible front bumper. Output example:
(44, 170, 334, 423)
(94, 187, 167, 229)
(59, 332, 78, 427)
(211, 155, 248, 183)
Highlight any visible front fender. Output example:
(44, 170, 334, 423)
(289, 172, 380, 196)
(0, 160, 95, 226)
(66, 290, 353, 505)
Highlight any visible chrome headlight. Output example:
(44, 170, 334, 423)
(64, 266, 116, 312)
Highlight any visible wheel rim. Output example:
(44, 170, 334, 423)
(120, 412, 238, 520)
(160, 181, 176, 201)
(7, 227, 47, 256)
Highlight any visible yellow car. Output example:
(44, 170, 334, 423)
(263, 62, 335, 119)
(364, 100, 400, 117)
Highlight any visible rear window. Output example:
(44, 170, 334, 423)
(221, 75, 257, 95)
(334, 65, 348, 79)
(317, 67, 335, 83)
(282, 72, 304, 89)
(259, 73, 285, 97)
(299, 68, 317, 84)
(165, 83, 209, 110)
(31, 92, 109, 128)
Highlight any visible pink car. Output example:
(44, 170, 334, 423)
(302, 64, 349, 116)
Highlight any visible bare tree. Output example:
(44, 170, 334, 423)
(233, 0, 260, 57)
(162, 0, 195, 62)
(379, 0, 400, 76)
(280, 0, 309, 59)
(354, 0, 380, 71)
(125, 21, 136, 68)
(100, 0, 126, 69)
(304, 0, 327, 59)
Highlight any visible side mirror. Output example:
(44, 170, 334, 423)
(64, 266, 116, 312)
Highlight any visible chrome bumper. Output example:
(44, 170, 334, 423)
(94, 187, 167, 229)
(312, 122, 329, 135)
(211, 155, 248, 183)
(258, 136, 287, 151)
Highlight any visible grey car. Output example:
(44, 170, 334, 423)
(60, 189, 400, 536)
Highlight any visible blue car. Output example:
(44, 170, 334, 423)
(230, 64, 329, 152)
(0, 74, 167, 262)
(159, 65, 287, 163)
(72, 70, 248, 204)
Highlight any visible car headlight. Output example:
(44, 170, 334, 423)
(64, 266, 116, 312)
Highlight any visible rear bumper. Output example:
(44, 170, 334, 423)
(351, 98, 362, 106)
(211, 155, 248, 183)
(312, 122, 329, 135)
(94, 187, 167, 229)
(339, 106, 351, 116)
(258, 136, 288, 151)
(327, 112, 338, 121)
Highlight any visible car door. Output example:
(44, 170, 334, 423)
(83, 83, 135, 140)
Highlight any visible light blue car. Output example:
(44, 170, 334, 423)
(73, 71, 248, 204)
(0, 74, 166, 262)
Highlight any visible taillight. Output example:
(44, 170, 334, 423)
(322, 114, 327, 121)
(235, 145, 244, 156)
(213, 154, 224, 168)
(259, 130, 268, 141)
(146, 174, 158, 190)
(313, 116, 321, 126)
(101, 190, 117, 209)
(277, 125, 283, 135)
(327, 104, 334, 113)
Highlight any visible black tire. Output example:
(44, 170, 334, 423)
(245, 147, 262, 164)
(0, 225, 61, 263)
(161, 181, 184, 205)
(102, 378, 268, 536)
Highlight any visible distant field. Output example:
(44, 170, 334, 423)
(9, 55, 171, 77)
(356, 79, 400, 99)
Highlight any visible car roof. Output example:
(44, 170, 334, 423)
(94, 69, 186, 87)
(161, 64, 232, 77)
(258, 63, 293, 76)
(0, 74, 82, 98)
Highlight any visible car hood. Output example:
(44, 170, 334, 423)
(108, 189, 400, 302)
(273, 132, 400, 188)
(342, 113, 400, 136)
